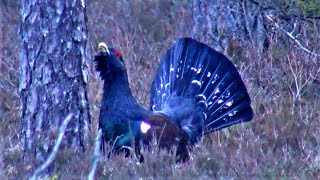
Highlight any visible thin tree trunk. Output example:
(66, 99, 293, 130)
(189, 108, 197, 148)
(19, 0, 90, 161)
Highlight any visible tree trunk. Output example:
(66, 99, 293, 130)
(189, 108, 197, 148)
(19, 0, 90, 161)
(191, 0, 268, 58)
(191, 0, 320, 60)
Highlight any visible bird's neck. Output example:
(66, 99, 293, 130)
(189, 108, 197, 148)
(103, 74, 133, 99)
(101, 71, 150, 122)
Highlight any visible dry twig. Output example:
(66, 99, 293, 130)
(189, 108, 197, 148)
(31, 113, 74, 180)
(266, 15, 320, 57)
(88, 129, 102, 180)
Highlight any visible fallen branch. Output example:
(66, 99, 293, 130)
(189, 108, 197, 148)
(266, 15, 320, 57)
(31, 113, 74, 180)
(88, 129, 102, 180)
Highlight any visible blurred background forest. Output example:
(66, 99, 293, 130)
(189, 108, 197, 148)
(0, 0, 320, 179)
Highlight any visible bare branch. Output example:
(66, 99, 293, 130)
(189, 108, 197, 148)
(88, 129, 102, 180)
(266, 15, 320, 57)
(31, 113, 74, 180)
(111, 134, 124, 152)
(157, 122, 167, 146)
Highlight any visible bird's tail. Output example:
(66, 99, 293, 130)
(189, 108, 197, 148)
(150, 38, 253, 138)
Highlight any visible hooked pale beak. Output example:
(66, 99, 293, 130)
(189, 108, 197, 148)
(98, 42, 110, 54)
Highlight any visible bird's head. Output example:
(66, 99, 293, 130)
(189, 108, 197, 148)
(94, 42, 126, 80)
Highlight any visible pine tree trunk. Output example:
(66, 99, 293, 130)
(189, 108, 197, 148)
(191, 0, 320, 60)
(19, 0, 90, 161)
(191, 0, 268, 57)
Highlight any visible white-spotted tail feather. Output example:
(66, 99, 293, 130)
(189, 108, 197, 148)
(150, 38, 253, 143)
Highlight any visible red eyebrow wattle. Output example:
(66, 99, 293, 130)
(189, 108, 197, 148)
(114, 49, 121, 58)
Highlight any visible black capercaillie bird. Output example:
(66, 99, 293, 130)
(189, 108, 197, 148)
(94, 38, 254, 161)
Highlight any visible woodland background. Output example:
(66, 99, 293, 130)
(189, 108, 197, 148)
(0, 0, 320, 179)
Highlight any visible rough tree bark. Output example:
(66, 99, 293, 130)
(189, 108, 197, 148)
(191, 0, 320, 59)
(191, 0, 269, 57)
(19, 0, 90, 161)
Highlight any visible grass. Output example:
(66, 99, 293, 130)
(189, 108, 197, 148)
(0, 0, 319, 179)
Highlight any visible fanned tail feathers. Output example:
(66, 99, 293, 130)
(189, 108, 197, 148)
(150, 38, 253, 138)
